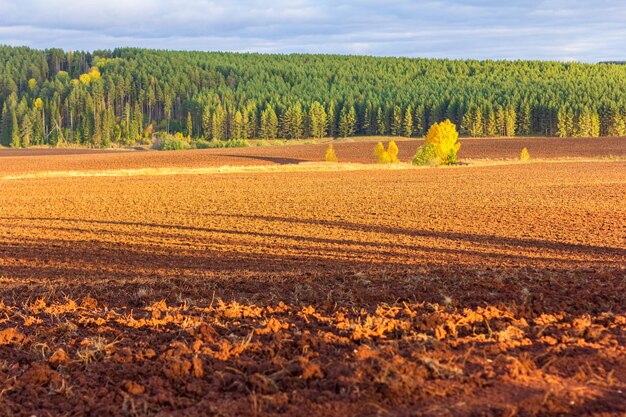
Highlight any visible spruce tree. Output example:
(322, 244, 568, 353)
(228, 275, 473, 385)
(505, 106, 516, 137)
(202, 106, 211, 137)
(186, 112, 193, 138)
(327, 101, 336, 137)
(403, 106, 413, 137)
(414, 104, 425, 136)
(232, 111, 243, 140)
(339, 105, 356, 137)
(0, 103, 9, 147)
(391, 105, 402, 136)
(10, 110, 20, 148)
(309, 101, 328, 138)
(376, 107, 386, 135)
(608, 109, 626, 136)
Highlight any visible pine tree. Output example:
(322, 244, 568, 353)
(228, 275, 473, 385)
(186, 112, 193, 138)
(10, 109, 20, 148)
(33, 97, 45, 143)
(607, 109, 626, 136)
(576, 108, 598, 137)
(121, 103, 131, 143)
(362, 104, 372, 135)
(242, 108, 252, 139)
(518, 102, 532, 135)
(327, 101, 336, 137)
(474, 107, 484, 137)
(557, 108, 572, 138)
(292, 104, 304, 139)
(92, 107, 103, 146)
(164, 91, 173, 133)
(462, 107, 483, 137)
(21, 113, 32, 147)
(232, 110, 244, 140)
(376, 107, 386, 135)
(590, 111, 600, 137)
(260, 106, 278, 139)
(496, 107, 506, 136)
(446, 99, 461, 126)
(391, 105, 402, 136)
(485, 107, 497, 137)
(309, 101, 328, 138)
(338, 105, 356, 137)
(414, 104, 425, 136)
(505, 106, 516, 137)
(282, 103, 304, 139)
(403, 106, 413, 137)
(103, 108, 115, 145)
(202, 106, 211, 138)
(212, 105, 226, 141)
(0, 103, 9, 147)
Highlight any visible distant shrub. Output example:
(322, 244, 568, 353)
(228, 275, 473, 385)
(190, 139, 250, 149)
(412, 143, 439, 166)
(191, 139, 211, 149)
(163, 137, 190, 151)
(325, 144, 338, 162)
(224, 139, 251, 148)
(520, 147, 530, 161)
(152, 134, 190, 151)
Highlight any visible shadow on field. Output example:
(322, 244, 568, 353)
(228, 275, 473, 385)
(0, 217, 624, 314)
(4, 216, 625, 258)
(207, 213, 626, 257)
(221, 154, 306, 165)
(5, 217, 615, 265)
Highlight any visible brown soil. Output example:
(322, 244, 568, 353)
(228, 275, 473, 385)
(0, 147, 624, 416)
(0, 136, 624, 174)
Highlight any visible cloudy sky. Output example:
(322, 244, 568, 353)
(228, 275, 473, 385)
(0, 0, 625, 61)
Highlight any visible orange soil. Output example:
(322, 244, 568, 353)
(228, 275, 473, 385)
(0, 147, 624, 416)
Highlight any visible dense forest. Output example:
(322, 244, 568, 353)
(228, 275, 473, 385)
(1, 46, 626, 147)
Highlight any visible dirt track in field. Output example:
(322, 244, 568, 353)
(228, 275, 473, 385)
(1, 136, 624, 175)
(0, 144, 625, 416)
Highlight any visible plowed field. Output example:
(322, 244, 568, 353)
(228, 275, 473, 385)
(0, 140, 625, 416)
(1, 136, 624, 174)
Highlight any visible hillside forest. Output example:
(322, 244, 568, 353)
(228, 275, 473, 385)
(1, 46, 626, 147)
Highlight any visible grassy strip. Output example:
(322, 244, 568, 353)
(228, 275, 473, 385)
(2, 157, 623, 181)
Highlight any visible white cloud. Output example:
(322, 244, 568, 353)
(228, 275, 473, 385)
(0, 0, 625, 61)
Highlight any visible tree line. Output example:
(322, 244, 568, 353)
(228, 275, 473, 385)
(1, 46, 626, 147)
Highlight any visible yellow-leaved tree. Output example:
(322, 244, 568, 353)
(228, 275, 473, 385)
(79, 73, 92, 85)
(387, 140, 399, 163)
(520, 147, 530, 161)
(374, 142, 385, 160)
(89, 67, 101, 81)
(325, 144, 338, 162)
(425, 119, 461, 165)
(374, 141, 398, 164)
